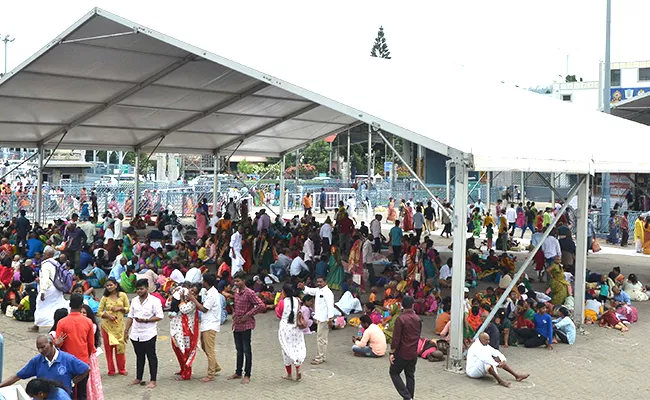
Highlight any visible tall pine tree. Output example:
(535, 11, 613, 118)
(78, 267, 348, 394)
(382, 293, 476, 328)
(370, 26, 391, 59)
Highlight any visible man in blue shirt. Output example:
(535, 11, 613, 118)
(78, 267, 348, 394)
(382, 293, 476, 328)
(319, 188, 327, 214)
(516, 303, 553, 349)
(389, 220, 403, 263)
(0, 335, 88, 394)
(612, 287, 632, 305)
(26, 232, 45, 258)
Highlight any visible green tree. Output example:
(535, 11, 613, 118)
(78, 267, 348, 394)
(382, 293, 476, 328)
(237, 158, 255, 174)
(123, 151, 155, 176)
(370, 26, 391, 59)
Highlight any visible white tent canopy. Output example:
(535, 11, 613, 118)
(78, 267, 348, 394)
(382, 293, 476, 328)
(1, 8, 650, 174)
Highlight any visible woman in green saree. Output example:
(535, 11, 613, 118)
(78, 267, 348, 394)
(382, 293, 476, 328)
(326, 245, 345, 290)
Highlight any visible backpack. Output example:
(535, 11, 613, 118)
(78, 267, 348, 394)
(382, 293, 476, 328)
(49, 259, 73, 293)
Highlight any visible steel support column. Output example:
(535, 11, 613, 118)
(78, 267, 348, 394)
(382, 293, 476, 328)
(486, 171, 492, 212)
(551, 172, 556, 205)
(35, 145, 44, 223)
(574, 174, 590, 326)
(447, 161, 468, 373)
(347, 129, 351, 183)
(133, 152, 140, 218)
(213, 156, 220, 213)
(445, 160, 451, 201)
(367, 125, 373, 180)
(279, 156, 286, 217)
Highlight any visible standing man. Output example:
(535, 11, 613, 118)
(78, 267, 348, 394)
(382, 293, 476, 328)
(188, 273, 223, 383)
(30, 249, 68, 332)
(15, 209, 30, 256)
(320, 216, 333, 255)
(319, 188, 327, 214)
(506, 203, 517, 236)
(389, 220, 403, 263)
(337, 212, 354, 257)
(64, 223, 86, 271)
(620, 211, 630, 247)
(370, 214, 383, 253)
(0, 335, 89, 394)
(125, 279, 164, 389)
(423, 201, 436, 235)
(413, 206, 425, 242)
(230, 225, 245, 276)
(90, 190, 98, 219)
(301, 276, 334, 365)
(55, 293, 95, 400)
(227, 272, 265, 384)
(302, 192, 312, 217)
(389, 296, 422, 400)
(114, 213, 124, 248)
(362, 234, 375, 290)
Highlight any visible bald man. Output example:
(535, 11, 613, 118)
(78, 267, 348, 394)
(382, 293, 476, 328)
(466, 332, 529, 388)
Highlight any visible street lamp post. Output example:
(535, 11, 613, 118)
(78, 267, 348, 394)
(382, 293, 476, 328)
(2, 35, 15, 75)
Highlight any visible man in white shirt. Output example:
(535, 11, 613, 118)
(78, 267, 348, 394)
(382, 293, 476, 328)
(185, 265, 203, 284)
(439, 258, 452, 288)
(172, 225, 184, 245)
(79, 217, 97, 245)
(209, 211, 221, 238)
(114, 213, 124, 244)
(319, 217, 333, 254)
(125, 278, 164, 389)
(346, 195, 357, 218)
(302, 237, 315, 268)
(300, 277, 334, 365)
(466, 333, 529, 388)
(31, 249, 69, 332)
(541, 230, 562, 267)
(230, 225, 245, 276)
(370, 214, 382, 253)
(290, 253, 310, 278)
(188, 273, 223, 382)
(506, 204, 517, 236)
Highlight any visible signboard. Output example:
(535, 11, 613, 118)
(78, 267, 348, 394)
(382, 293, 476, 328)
(384, 161, 393, 172)
(610, 87, 650, 103)
(319, 173, 327, 177)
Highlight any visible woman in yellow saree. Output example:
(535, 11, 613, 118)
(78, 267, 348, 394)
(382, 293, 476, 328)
(546, 262, 570, 305)
(643, 217, 650, 255)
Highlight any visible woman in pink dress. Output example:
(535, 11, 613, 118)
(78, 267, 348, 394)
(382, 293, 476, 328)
(195, 205, 207, 239)
(386, 197, 398, 223)
(402, 202, 414, 232)
(81, 304, 104, 400)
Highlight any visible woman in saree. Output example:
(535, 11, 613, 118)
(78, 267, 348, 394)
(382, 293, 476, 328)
(255, 231, 275, 272)
(607, 211, 619, 244)
(257, 188, 265, 207)
(423, 242, 437, 282)
(464, 305, 483, 346)
(402, 202, 414, 232)
(516, 203, 525, 231)
(241, 225, 254, 274)
(472, 208, 482, 237)
(383, 302, 402, 344)
(386, 197, 398, 223)
(108, 197, 120, 215)
(122, 227, 136, 260)
(80, 304, 104, 400)
(405, 245, 421, 287)
(412, 282, 435, 315)
(546, 261, 570, 305)
(623, 273, 649, 301)
(168, 285, 200, 380)
(195, 204, 208, 239)
(383, 280, 402, 309)
(643, 216, 650, 255)
(124, 195, 133, 217)
(97, 278, 130, 376)
(326, 246, 345, 290)
(347, 235, 365, 290)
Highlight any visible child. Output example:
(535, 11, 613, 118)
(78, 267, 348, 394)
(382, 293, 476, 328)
(600, 305, 628, 332)
(368, 286, 381, 306)
(598, 275, 610, 303)
(486, 223, 494, 251)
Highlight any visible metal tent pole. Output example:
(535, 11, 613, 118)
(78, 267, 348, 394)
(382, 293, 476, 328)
(35, 145, 44, 223)
(551, 172, 556, 205)
(472, 176, 586, 340)
(391, 136, 396, 192)
(279, 155, 286, 217)
(486, 171, 492, 212)
(295, 150, 299, 187)
(445, 160, 451, 201)
(367, 125, 372, 180)
(574, 174, 590, 325)
(347, 129, 351, 183)
(133, 152, 140, 218)
(446, 161, 468, 372)
(213, 155, 220, 213)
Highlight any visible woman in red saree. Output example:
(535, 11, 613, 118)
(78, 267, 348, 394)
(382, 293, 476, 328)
(402, 203, 414, 232)
(405, 245, 421, 287)
(386, 197, 398, 223)
(347, 235, 364, 291)
(168, 287, 200, 380)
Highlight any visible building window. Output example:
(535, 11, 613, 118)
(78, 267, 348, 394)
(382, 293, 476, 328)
(562, 94, 572, 101)
(639, 68, 650, 82)
(611, 69, 621, 86)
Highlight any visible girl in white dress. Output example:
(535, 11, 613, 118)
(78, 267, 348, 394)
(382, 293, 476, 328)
(278, 283, 306, 381)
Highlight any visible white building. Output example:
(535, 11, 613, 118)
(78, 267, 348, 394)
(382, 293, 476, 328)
(552, 59, 650, 110)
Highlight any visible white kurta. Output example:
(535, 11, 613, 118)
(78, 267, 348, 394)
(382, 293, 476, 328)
(34, 259, 69, 327)
(230, 232, 244, 276)
(466, 339, 506, 379)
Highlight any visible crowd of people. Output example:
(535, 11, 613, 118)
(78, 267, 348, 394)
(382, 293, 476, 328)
(0, 189, 649, 399)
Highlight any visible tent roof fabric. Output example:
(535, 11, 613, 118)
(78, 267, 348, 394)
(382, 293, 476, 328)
(1, 8, 650, 174)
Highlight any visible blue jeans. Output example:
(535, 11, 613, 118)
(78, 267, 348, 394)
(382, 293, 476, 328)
(270, 263, 286, 280)
(352, 345, 379, 357)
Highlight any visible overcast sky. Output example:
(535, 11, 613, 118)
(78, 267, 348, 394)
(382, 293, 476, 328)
(0, 0, 647, 87)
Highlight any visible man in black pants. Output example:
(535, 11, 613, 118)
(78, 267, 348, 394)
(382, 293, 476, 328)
(227, 272, 265, 385)
(125, 279, 164, 389)
(389, 296, 422, 400)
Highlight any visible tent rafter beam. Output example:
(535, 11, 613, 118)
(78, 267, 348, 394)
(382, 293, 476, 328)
(134, 81, 268, 149)
(37, 53, 197, 145)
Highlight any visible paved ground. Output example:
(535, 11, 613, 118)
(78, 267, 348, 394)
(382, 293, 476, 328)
(3, 220, 650, 399)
